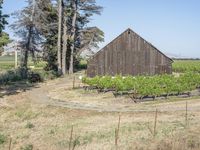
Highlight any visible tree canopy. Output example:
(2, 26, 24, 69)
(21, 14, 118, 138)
(0, 0, 9, 35)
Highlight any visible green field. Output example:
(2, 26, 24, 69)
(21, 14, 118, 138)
(0, 55, 46, 72)
(173, 60, 200, 73)
(1, 56, 200, 73)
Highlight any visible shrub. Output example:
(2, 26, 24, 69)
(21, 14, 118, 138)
(0, 133, 6, 145)
(25, 122, 35, 129)
(0, 69, 45, 85)
(28, 71, 43, 83)
(36, 70, 60, 80)
(0, 69, 22, 85)
(20, 144, 33, 150)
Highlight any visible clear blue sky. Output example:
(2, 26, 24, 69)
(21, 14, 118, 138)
(3, 0, 200, 58)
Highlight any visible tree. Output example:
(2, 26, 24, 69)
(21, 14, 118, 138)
(68, 0, 77, 74)
(77, 27, 104, 56)
(11, 0, 104, 76)
(11, 0, 43, 78)
(34, 0, 58, 71)
(68, 0, 103, 74)
(0, 32, 10, 56)
(0, 0, 9, 35)
(57, 0, 63, 74)
(0, 0, 9, 56)
(44, 0, 104, 75)
(62, 11, 68, 74)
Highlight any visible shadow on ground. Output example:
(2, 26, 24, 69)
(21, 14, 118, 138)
(0, 80, 39, 98)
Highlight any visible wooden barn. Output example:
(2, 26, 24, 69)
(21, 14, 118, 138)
(87, 28, 173, 77)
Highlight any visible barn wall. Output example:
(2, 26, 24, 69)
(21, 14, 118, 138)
(87, 29, 172, 77)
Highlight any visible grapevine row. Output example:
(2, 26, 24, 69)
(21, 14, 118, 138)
(82, 72, 200, 99)
(173, 60, 200, 73)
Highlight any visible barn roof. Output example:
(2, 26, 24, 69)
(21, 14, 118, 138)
(91, 28, 173, 62)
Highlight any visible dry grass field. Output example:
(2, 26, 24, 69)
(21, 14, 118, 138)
(1, 72, 200, 150)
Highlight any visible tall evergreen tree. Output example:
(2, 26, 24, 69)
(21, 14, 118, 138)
(41, 0, 104, 75)
(11, 0, 43, 78)
(68, 0, 103, 74)
(11, 0, 104, 75)
(0, 0, 8, 35)
(36, 0, 58, 71)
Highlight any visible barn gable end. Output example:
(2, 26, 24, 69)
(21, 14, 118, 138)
(87, 28, 173, 77)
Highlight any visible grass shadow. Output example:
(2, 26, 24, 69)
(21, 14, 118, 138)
(0, 80, 39, 98)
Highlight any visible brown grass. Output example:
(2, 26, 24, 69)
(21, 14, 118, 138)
(1, 97, 200, 150)
(1, 73, 200, 150)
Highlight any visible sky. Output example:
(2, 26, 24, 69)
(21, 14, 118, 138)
(3, 0, 200, 58)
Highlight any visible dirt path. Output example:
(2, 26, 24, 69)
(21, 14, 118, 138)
(23, 76, 200, 113)
(1, 75, 200, 112)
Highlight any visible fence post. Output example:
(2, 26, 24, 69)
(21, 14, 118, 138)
(115, 114, 121, 150)
(15, 50, 18, 69)
(9, 137, 12, 150)
(69, 125, 74, 150)
(73, 76, 75, 89)
(185, 101, 188, 128)
(153, 109, 158, 137)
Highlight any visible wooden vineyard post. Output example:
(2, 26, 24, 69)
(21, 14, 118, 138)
(73, 76, 75, 89)
(153, 109, 158, 137)
(185, 101, 188, 128)
(69, 125, 74, 150)
(9, 137, 12, 150)
(115, 114, 121, 150)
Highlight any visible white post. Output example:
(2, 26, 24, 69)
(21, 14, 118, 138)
(15, 50, 18, 69)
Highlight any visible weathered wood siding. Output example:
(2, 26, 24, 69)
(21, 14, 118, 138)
(87, 29, 173, 77)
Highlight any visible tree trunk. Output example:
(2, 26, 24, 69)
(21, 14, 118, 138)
(69, 0, 77, 74)
(57, 0, 63, 74)
(20, 48, 28, 69)
(20, 26, 32, 79)
(62, 15, 68, 74)
(20, 0, 36, 78)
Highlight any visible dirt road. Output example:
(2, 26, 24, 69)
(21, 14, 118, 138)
(3, 75, 196, 113)
(1, 74, 200, 112)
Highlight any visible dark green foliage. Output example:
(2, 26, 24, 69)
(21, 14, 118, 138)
(0, 69, 45, 85)
(28, 71, 43, 83)
(10, 0, 104, 74)
(0, 32, 10, 55)
(44, 0, 104, 73)
(40, 1, 58, 72)
(25, 122, 35, 129)
(0, 32, 10, 47)
(0, 69, 22, 84)
(38, 70, 60, 80)
(0, 0, 9, 34)
(0, 0, 10, 56)
(0, 133, 6, 145)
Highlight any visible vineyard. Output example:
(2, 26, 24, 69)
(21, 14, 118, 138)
(82, 72, 200, 100)
(173, 60, 200, 73)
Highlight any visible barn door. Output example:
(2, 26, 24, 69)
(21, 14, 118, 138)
(87, 64, 96, 77)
